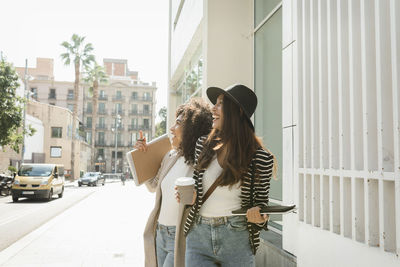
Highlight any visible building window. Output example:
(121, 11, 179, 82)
(67, 104, 74, 112)
(143, 119, 149, 129)
(116, 103, 122, 114)
(87, 102, 93, 113)
(143, 104, 150, 115)
(86, 132, 92, 144)
(50, 146, 62, 158)
(98, 117, 105, 128)
(131, 91, 138, 100)
(86, 117, 92, 128)
(144, 92, 151, 100)
(98, 102, 106, 113)
(51, 127, 62, 138)
(30, 87, 38, 100)
(97, 132, 105, 145)
(49, 88, 56, 99)
(116, 90, 122, 98)
(100, 90, 105, 97)
(67, 89, 74, 100)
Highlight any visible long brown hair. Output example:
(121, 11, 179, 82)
(196, 95, 273, 186)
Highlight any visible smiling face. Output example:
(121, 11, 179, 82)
(212, 95, 224, 130)
(170, 114, 183, 148)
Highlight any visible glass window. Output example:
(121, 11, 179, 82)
(116, 90, 122, 98)
(99, 117, 105, 126)
(255, 8, 282, 202)
(50, 146, 62, 158)
(87, 102, 93, 113)
(143, 119, 149, 129)
(98, 132, 105, 143)
(86, 132, 92, 144)
(116, 103, 122, 113)
(100, 90, 105, 97)
(132, 91, 138, 100)
(98, 102, 105, 112)
(254, 0, 281, 27)
(51, 127, 62, 138)
(144, 105, 150, 114)
(86, 117, 92, 128)
(67, 104, 74, 112)
(49, 88, 56, 99)
(144, 92, 151, 100)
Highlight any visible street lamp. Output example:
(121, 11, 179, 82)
(21, 59, 33, 165)
(112, 114, 121, 173)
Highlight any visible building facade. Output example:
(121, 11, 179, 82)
(168, 0, 399, 266)
(27, 101, 91, 179)
(16, 57, 157, 175)
(82, 59, 157, 174)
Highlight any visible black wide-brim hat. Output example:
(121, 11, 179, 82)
(206, 84, 257, 130)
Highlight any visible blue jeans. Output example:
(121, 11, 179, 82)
(185, 215, 255, 267)
(156, 223, 176, 267)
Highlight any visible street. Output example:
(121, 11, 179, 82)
(0, 180, 155, 266)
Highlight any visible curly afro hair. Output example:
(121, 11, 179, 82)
(175, 97, 213, 165)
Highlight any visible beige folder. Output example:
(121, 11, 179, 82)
(126, 134, 171, 186)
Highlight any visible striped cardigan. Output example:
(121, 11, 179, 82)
(183, 136, 274, 254)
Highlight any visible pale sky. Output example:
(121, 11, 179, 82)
(0, 0, 169, 116)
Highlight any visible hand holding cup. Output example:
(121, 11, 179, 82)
(174, 177, 196, 205)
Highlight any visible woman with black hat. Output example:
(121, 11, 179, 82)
(180, 84, 276, 266)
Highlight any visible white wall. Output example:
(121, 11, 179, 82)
(24, 114, 44, 160)
(283, 0, 400, 266)
(203, 0, 253, 93)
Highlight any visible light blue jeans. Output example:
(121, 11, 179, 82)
(156, 223, 176, 267)
(185, 215, 255, 267)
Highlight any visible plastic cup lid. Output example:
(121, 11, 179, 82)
(175, 177, 195, 186)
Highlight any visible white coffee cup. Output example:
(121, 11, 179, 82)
(175, 177, 195, 205)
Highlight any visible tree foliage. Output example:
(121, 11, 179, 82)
(0, 57, 35, 152)
(155, 106, 167, 137)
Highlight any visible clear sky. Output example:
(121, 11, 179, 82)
(0, 0, 169, 117)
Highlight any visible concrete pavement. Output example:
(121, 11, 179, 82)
(0, 181, 156, 267)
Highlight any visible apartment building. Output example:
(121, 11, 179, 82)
(168, 0, 399, 266)
(82, 58, 157, 173)
(26, 101, 91, 179)
(15, 58, 85, 118)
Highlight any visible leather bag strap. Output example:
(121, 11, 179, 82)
(202, 175, 221, 204)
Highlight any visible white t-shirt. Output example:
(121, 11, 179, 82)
(200, 158, 242, 217)
(158, 156, 193, 226)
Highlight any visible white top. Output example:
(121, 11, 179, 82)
(158, 156, 193, 226)
(200, 158, 242, 217)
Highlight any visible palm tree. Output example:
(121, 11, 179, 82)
(83, 62, 108, 171)
(60, 34, 95, 180)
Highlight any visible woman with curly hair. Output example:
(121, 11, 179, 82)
(135, 98, 213, 267)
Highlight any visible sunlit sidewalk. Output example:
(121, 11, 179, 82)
(0, 181, 155, 267)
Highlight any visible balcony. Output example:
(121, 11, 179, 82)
(110, 141, 124, 147)
(95, 141, 107, 146)
(128, 125, 139, 131)
(128, 110, 152, 116)
(112, 109, 125, 116)
(129, 110, 139, 115)
(128, 125, 150, 131)
(111, 125, 124, 131)
(97, 109, 108, 115)
(96, 124, 107, 130)
(130, 96, 152, 102)
(112, 95, 125, 102)
(98, 95, 108, 101)
(48, 94, 56, 100)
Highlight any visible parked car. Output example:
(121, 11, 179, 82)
(11, 164, 64, 202)
(78, 172, 105, 187)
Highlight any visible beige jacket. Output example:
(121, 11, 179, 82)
(143, 150, 192, 267)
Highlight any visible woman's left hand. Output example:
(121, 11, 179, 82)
(246, 206, 269, 224)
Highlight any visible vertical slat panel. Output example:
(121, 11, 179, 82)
(374, 0, 385, 252)
(337, 0, 345, 237)
(302, 0, 308, 221)
(360, 0, 371, 245)
(389, 0, 400, 255)
(310, 0, 315, 226)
